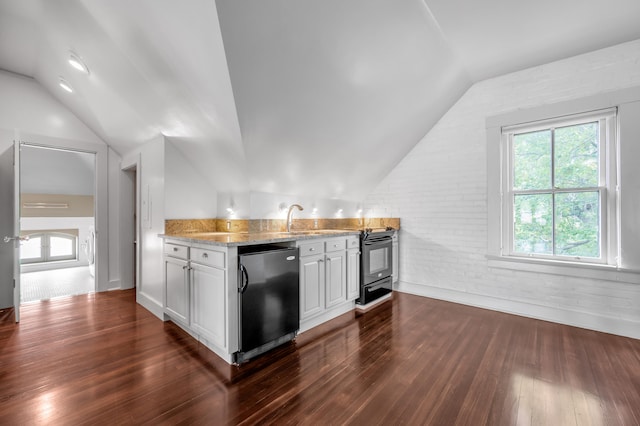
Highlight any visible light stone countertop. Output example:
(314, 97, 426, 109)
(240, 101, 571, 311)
(159, 229, 361, 247)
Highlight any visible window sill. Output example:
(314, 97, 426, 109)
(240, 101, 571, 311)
(486, 255, 640, 285)
(21, 259, 78, 266)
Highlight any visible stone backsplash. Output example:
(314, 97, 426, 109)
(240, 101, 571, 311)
(164, 217, 400, 235)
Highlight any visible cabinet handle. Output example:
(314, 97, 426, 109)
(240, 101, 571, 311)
(309, 248, 315, 251)
(202, 253, 208, 259)
(319, 259, 324, 263)
(173, 247, 178, 252)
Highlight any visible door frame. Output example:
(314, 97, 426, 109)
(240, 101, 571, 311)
(16, 132, 109, 293)
(0, 132, 16, 315)
(13, 137, 20, 321)
(121, 154, 141, 297)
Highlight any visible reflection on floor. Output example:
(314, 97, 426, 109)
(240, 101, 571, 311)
(21, 266, 94, 303)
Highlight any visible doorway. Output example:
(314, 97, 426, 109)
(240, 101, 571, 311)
(19, 145, 96, 302)
(121, 163, 138, 292)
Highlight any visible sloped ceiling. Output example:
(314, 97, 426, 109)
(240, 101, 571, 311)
(1, 0, 639, 201)
(21, 145, 95, 196)
(426, 0, 640, 81)
(0, 0, 248, 192)
(216, 0, 469, 200)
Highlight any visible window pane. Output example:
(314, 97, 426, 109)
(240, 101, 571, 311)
(20, 237, 42, 260)
(554, 122, 599, 188)
(514, 194, 552, 254)
(50, 236, 73, 257)
(555, 192, 600, 258)
(513, 130, 551, 190)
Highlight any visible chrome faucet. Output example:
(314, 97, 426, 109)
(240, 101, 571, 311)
(286, 204, 304, 232)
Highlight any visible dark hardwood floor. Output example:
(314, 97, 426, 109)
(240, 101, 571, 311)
(1, 289, 639, 425)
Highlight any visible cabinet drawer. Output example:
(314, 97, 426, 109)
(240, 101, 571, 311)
(346, 236, 360, 249)
(299, 241, 324, 256)
(191, 247, 225, 268)
(325, 239, 346, 252)
(164, 243, 189, 260)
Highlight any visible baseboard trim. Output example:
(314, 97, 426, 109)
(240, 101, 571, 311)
(108, 279, 121, 291)
(136, 291, 163, 320)
(396, 281, 640, 340)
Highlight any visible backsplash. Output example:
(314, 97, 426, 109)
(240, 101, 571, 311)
(165, 217, 400, 235)
(164, 219, 247, 235)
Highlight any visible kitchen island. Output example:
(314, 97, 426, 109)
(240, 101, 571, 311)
(160, 229, 362, 364)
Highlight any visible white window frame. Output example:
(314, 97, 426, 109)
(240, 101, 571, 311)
(20, 231, 78, 265)
(500, 108, 619, 267)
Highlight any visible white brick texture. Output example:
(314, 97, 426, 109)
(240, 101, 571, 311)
(366, 40, 640, 338)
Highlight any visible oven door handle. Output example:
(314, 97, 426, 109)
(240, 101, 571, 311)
(363, 239, 391, 246)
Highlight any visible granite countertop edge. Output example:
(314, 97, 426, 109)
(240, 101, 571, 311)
(159, 230, 362, 247)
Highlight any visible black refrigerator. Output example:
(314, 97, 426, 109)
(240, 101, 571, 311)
(236, 245, 299, 363)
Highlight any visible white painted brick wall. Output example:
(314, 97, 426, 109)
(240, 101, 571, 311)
(366, 40, 640, 338)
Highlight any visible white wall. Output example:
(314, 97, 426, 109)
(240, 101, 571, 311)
(122, 136, 166, 318)
(123, 135, 225, 319)
(217, 191, 362, 221)
(165, 140, 217, 219)
(365, 39, 640, 339)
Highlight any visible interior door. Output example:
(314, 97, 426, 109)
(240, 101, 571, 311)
(1, 138, 21, 322)
(13, 139, 20, 322)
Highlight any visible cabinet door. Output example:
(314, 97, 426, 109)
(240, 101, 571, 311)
(190, 263, 227, 350)
(300, 253, 324, 320)
(325, 251, 346, 308)
(346, 248, 360, 301)
(164, 256, 189, 324)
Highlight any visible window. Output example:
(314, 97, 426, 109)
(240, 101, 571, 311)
(500, 109, 618, 265)
(20, 232, 78, 264)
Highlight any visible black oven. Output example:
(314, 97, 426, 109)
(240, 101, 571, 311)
(361, 231, 393, 285)
(357, 229, 394, 305)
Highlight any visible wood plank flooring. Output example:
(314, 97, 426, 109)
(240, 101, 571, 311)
(1, 289, 639, 425)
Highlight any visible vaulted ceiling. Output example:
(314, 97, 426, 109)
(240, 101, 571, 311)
(1, 0, 639, 200)
(21, 145, 95, 196)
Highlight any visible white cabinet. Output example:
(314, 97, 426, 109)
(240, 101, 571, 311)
(190, 262, 227, 350)
(346, 246, 360, 301)
(162, 233, 362, 361)
(300, 253, 325, 319)
(298, 236, 359, 327)
(163, 240, 231, 356)
(164, 256, 189, 324)
(163, 243, 189, 325)
(325, 250, 346, 308)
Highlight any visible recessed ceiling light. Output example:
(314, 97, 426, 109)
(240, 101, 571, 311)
(68, 52, 89, 75)
(59, 78, 73, 93)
